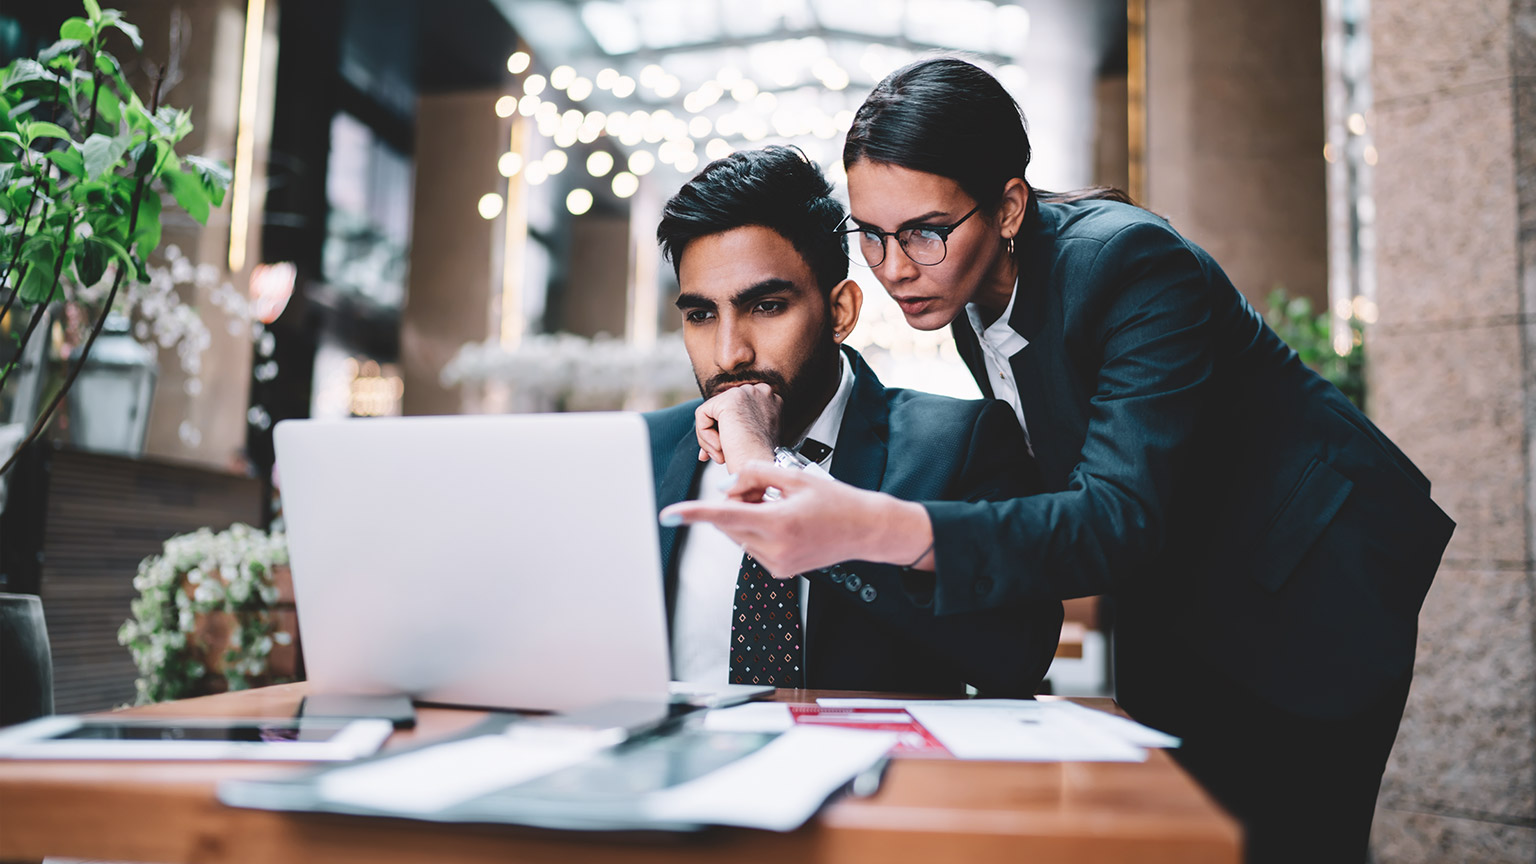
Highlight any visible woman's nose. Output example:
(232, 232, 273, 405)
(875, 237, 919, 284)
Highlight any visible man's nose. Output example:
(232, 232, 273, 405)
(717, 317, 754, 370)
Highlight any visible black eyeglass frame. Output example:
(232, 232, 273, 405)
(834, 204, 982, 267)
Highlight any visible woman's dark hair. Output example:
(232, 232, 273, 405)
(657, 145, 849, 293)
(843, 57, 1135, 211)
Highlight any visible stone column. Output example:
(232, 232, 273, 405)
(1367, 0, 1536, 860)
(400, 89, 507, 417)
(1145, 0, 1329, 309)
(112, 0, 275, 469)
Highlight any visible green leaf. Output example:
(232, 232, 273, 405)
(152, 106, 189, 142)
(162, 168, 209, 225)
(18, 262, 57, 304)
(93, 83, 122, 127)
(39, 38, 84, 65)
(2, 59, 51, 92)
(133, 189, 162, 254)
(60, 18, 93, 43)
(23, 121, 71, 145)
(151, 139, 174, 175)
(184, 154, 231, 207)
(81, 131, 128, 179)
(19, 234, 57, 266)
(83, 0, 102, 23)
(106, 18, 144, 50)
(44, 146, 85, 178)
(74, 236, 110, 287)
(6, 97, 40, 122)
(91, 212, 129, 246)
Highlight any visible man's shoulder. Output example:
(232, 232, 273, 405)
(642, 399, 702, 462)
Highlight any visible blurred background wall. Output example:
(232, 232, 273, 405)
(2, 2, 1530, 858)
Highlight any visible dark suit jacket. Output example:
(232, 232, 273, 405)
(644, 347, 1063, 696)
(925, 195, 1455, 722)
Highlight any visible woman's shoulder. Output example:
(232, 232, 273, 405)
(1045, 197, 1180, 248)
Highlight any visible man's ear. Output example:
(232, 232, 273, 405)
(828, 279, 863, 342)
(998, 178, 1030, 241)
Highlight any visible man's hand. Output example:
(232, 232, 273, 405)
(695, 383, 781, 473)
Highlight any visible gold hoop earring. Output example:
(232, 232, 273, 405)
(1006, 236, 1015, 256)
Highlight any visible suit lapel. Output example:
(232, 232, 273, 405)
(656, 430, 706, 628)
(1009, 194, 1060, 482)
(829, 348, 889, 493)
(949, 319, 994, 399)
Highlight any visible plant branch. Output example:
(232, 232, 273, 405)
(0, 233, 123, 476)
(0, 189, 45, 314)
(85, 34, 104, 133)
(0, 211, 75, 394)
(0, 69, 164, 476)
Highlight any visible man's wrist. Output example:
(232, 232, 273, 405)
(721, 439, 774, 473)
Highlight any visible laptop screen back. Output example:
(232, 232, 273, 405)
(274, 413, 669, 712)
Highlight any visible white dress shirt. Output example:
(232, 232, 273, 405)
(671, 352, 856, 685)
(965, 283, 1033, 453)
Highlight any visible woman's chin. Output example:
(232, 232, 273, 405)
(899, 304, 956, 331)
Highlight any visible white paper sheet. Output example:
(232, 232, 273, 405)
(700, 701, 795, 733)
(816, 697, 1180, 750)
(643, 726, 897, 831)
(1046, 701, 1181, 748)
(316, 732, 606, 814)
(816, 698, 1029, 709)
(906, 703, 1147, 762)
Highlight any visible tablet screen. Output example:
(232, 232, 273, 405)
(58, 722, 336, 743)
(0, 715, 394, 761)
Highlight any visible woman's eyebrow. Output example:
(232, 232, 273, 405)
(850, 210, 952, 231)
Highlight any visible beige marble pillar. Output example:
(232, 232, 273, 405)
(1367, 0, 1536, 859)
(110, 0, 276, 470)
(1145, 0, 1329, 309)
(400, 89, 508, 417)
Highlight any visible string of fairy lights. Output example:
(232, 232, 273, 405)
(477, 42, 1029, 220)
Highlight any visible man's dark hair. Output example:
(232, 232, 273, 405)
(657, 145, 849, 292)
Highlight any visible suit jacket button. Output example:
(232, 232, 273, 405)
(860, 584, 877, 603)
(974, 577, 993, 596)
(845, 574, 862, 592)
(828, 569, 845, 584)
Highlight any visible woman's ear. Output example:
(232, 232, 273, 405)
(828, 279, 863, 342)
(998, 178, 1030, 240)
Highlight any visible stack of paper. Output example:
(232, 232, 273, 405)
(222, 721, 895, 833)
(805, 698, 1180, 762)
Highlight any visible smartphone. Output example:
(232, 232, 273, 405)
(298, 693, 417, 728)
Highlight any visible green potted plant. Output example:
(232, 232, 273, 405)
(117, 522, 293, 704)
(1264, 287, 1367, 409)
(0, 0, 230, 474)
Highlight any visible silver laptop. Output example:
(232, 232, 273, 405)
(273, 413, 670, 713)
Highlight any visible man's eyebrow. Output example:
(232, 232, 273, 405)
(850, 210, 952, 232)
(731, 279, 798, 307)
(674, 292, 715, 311)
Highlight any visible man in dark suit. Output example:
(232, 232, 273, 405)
(647, 146, 1061, 695)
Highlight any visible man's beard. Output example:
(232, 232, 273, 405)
(695, 320, 841, 444)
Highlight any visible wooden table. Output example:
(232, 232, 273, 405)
(0, 683, 1239, 864)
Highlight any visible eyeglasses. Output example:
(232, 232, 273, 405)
(835, 205, 981, 267)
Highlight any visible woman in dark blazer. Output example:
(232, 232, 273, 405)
(663, 59, 1454, 862)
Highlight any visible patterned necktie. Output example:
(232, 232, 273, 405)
(729, 553, 802, 688)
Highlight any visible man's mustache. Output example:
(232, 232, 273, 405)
(702, 369, 790, 399)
